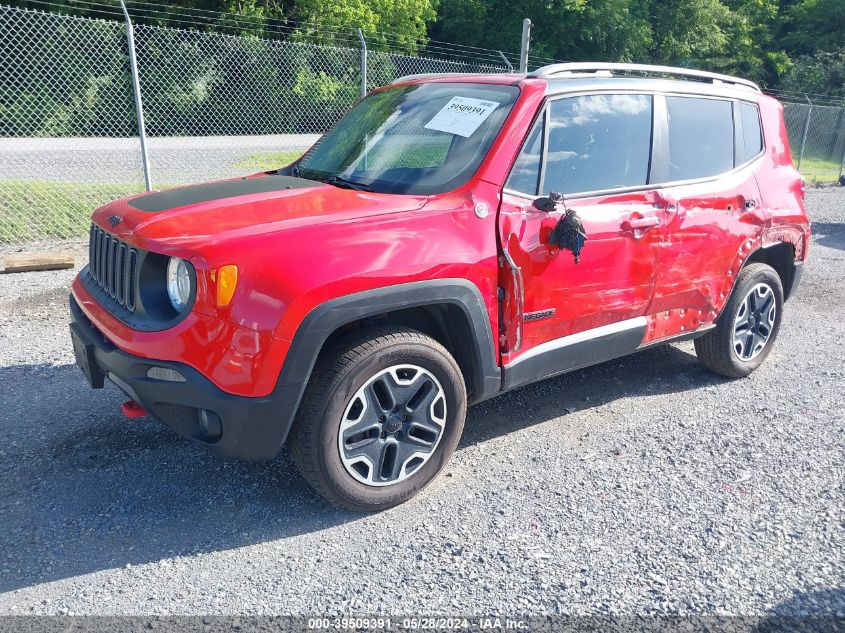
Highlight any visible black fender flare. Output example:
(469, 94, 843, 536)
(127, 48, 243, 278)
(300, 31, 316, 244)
(269, 278, 502, 453)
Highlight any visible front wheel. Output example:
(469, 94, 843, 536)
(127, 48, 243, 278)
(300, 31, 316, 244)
(695, 263, 784, 378)
(288, 326, 467, 511)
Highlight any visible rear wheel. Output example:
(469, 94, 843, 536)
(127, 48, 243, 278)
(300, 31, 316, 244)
(695, 263, 784, 378)
(288, 326, 467, 511)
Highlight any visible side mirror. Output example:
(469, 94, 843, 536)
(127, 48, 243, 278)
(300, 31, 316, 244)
(534, 191, 564, 212)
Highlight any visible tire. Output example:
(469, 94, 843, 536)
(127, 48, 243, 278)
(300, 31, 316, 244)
(694, 263, 784, 378)
(288, 325, 467, 512)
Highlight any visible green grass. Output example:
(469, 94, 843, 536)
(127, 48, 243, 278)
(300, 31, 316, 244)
(234, 150, 303, 170)
(0, 180, 142, 244)
(796, 156, 843, 185)
(1, 151, 306, 245)
(0, 150, 305, 245)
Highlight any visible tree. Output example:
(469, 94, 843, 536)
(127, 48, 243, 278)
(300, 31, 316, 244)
(709, 0, 786, 86)
(640, 0, 731, 65)
(432, 0, 651, 63)
(782, 50, 845, 97)
(537, 0, 652, 62)
(782, 0, 845, 55)
(8, 0, 845, 95)
(295, 0, 438, 52)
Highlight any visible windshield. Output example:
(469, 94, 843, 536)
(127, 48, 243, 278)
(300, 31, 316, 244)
(288, 82, 520, 195)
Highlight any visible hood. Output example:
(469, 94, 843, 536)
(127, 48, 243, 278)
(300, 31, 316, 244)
(91, 174, 428, 252)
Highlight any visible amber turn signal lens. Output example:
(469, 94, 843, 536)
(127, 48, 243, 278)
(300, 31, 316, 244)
(214, 265, 238, 307)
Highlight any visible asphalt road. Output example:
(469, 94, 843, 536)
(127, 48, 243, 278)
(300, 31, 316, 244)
(0, 135, 319, 185)
(0, 189, 842, 619)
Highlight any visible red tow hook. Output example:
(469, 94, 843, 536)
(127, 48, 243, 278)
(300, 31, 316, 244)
(121, 400, 147, 419)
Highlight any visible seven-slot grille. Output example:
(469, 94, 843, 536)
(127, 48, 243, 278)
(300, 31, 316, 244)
(88, 224, 138, 311)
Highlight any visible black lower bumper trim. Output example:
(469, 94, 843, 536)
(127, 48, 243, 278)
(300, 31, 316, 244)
(69, 295, 290, 461)
(785, 262, 804, 301)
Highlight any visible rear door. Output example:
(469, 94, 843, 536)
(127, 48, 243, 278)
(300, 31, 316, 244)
(498, 92, 667, 387)
(649, 95, 766, 329)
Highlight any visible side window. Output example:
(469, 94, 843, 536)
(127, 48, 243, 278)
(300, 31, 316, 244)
(505, 114, 544, 195)
(739, 102, 763, 162)
(666, 97, 734, 180)
(544, 94, 653, 194)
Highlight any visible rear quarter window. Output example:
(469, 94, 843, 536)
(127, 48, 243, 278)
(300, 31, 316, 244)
(739, 102, 763, 163)
(666, 96, 734, 181)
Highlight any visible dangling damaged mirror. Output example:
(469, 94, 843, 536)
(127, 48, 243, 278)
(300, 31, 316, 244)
(536, 192, 588, 263)
(533, 191, 563, 212)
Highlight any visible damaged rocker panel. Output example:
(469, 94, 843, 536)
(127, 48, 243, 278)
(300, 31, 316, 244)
(501, 314, 717, 393)
(502, 316, 647, 391)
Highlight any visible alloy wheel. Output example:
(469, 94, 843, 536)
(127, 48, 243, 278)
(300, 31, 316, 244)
(732, 282, 776, 361)
(338, 364, 446, 486)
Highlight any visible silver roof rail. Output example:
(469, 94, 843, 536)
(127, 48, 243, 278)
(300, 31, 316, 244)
(391, 72, 485, 84)
(528, 62, 761, 92)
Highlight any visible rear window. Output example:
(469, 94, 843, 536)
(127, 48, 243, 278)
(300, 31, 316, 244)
(739, 102, 763, 163)
(666, 96, 734, 181)
(543, 94, 653, 194)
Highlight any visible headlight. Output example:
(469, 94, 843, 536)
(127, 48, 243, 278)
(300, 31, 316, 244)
(166, 257, 192, 311)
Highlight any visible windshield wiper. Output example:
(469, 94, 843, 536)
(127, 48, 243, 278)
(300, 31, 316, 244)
(323, 175, 372, 191)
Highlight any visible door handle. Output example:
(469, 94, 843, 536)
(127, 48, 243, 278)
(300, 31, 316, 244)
(620, 216, 660, 233)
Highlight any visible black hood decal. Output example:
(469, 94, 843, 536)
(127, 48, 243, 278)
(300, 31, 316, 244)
(128, 175, 319, 213)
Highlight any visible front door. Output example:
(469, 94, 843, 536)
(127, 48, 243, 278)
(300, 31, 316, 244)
(498, 93, 664, 389)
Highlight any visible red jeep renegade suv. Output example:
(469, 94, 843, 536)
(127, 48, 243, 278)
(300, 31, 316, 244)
(70, 63, 809, 511)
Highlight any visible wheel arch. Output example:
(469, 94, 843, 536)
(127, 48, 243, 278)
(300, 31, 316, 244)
(744, 242, 798, 300)
(268, 279, 501, 455)
(317, 301, 489, 402)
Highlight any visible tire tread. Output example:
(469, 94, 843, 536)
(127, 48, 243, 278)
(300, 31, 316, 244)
(694, 263, 783, 378)
(288, 326, 463, 511)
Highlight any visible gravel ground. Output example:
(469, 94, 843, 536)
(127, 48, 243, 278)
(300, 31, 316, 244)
(0, 189, 843, 619)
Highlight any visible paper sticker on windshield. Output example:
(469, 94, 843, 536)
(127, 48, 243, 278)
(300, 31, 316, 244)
(424, 96, 500, 138)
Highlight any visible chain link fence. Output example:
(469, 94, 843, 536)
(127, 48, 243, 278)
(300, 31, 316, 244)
(1, 3, 844, 248)
(0, 5, 145, 246)
(782, 99, 845, 186)
(0, 4, 511, 247)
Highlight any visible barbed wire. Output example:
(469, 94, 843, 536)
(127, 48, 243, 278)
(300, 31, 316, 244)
(764, 89, 845, 107)
(13, 0, 521, 66)
(10, 0, 552, 69)
(123, 0, 524, 62)
(12, 0, 845, 99)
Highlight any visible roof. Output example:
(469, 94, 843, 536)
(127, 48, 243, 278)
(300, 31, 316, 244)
(391, 63, 762, 101)
(529, 63, 760, 91)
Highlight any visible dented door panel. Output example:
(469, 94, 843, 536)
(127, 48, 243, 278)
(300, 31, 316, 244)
(650, 167, 764, 322)
(498, 188, 662, 363)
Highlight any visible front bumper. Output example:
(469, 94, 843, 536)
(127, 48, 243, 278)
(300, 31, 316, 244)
(69, 295, 290, 461)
